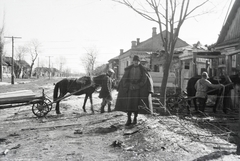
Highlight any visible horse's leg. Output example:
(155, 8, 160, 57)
(55, 100, 61, 114)
(55, 93, 66, 114)
(187, 99, 191, 111)
(89, 94, 94, 114)
(82, 94, 88, 113)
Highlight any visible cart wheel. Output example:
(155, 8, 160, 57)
(166, 96, 178, 112)
(167, 96, 186, 114)
(44, 98, 52, 112)
(32, 102, 49, 117)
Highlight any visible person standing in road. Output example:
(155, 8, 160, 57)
(115, 55, 154, 126)
(99, 68, 115, 113)
(195, 72, 224, 112)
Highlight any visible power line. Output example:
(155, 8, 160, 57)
(222, 0, 234, 26)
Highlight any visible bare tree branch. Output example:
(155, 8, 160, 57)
(28, 39, 41, 77)
(81, 47, 98, 75)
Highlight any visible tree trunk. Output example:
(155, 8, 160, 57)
(30, 63, 34, 78)
(159, 56, 172, 116)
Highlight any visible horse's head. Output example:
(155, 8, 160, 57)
(229, 74, 240, 86)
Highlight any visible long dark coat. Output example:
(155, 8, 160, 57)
(114, 64, 154, 114)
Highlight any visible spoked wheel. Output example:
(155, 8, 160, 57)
(32, 102, 50, 117)
(44, 98, 53, 112)
(166, 96, 178, 112)
(167, 96, 186, 114)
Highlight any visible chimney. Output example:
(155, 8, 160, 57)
(120, 49, 124, 55)
(136, 38, 140, 45)
(131, 41, 136, 49)
(152, 27, 157, 37)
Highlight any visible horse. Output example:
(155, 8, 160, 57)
(53, 74, 105, 114)
(186, 74, 240, 114)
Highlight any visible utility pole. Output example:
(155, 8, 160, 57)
(46, 56, 52, 80)
(4, 36, 21, 84)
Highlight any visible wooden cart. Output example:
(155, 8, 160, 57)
(0, 89, 52, 117)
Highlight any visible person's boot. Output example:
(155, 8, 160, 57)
(108, 103, 111, 112)
(125, 112, 132, 126)
(132, 112, 138, 124)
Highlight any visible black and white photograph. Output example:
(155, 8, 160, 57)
(1, 0, 240, 160)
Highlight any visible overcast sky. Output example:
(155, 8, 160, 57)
(0, 0, 234, 74)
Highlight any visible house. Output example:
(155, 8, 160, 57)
(2, 57, 15, 78)
(109, 27, 190, 91)
(214, 0, 240, 109)
(1, 59, 11, 78)
(15, 60, 31, 78)
(33, 67, 61, 77)
(214, 0, 240, 75)
(1, 57, 32, 78)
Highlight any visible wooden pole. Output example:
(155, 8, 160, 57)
(4, 36, 21, 84)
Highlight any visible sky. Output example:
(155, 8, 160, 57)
(0, 0, 234, 74)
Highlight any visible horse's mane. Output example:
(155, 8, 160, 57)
(93, 74, 106, 85)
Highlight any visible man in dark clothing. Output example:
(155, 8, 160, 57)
(115, 55, 154, 126)
(99, 68, 115, 113)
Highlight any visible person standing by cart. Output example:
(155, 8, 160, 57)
(195, 72, 224, 112)
(99, 68, 115, 113)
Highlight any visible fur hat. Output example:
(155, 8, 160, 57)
(133, 55, 140, 61)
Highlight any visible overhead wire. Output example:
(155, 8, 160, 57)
(222, 0, 234, 26)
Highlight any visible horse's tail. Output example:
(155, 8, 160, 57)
(53, 82, 59, 101)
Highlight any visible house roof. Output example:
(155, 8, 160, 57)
(121, 30, 190, 56)
(216, 0, 240, 47)
(2, 61, 7, 66)
(2, 57, 30, 67)
(108, 55, 119, 63)
(137, 30, 189, 51)
(16, 60, 30, 68)
(3, 57, 13, 66)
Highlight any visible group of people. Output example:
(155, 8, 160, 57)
(99, 55, 153, 126)
(99, 55, 224, 126)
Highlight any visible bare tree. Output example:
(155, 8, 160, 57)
(81, 48, 98, 76)
(15, 46, 28, 78)
(15, 46, 28, 61)
(55, 56, 67, 77)
(28, 39, 41, 77)
(113, 0, 209, 110)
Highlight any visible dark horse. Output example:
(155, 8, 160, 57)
(186, 74, 240, 113)
(53, 74, 105, 114)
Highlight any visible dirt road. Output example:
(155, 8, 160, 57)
(0, 78, 240, 161)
